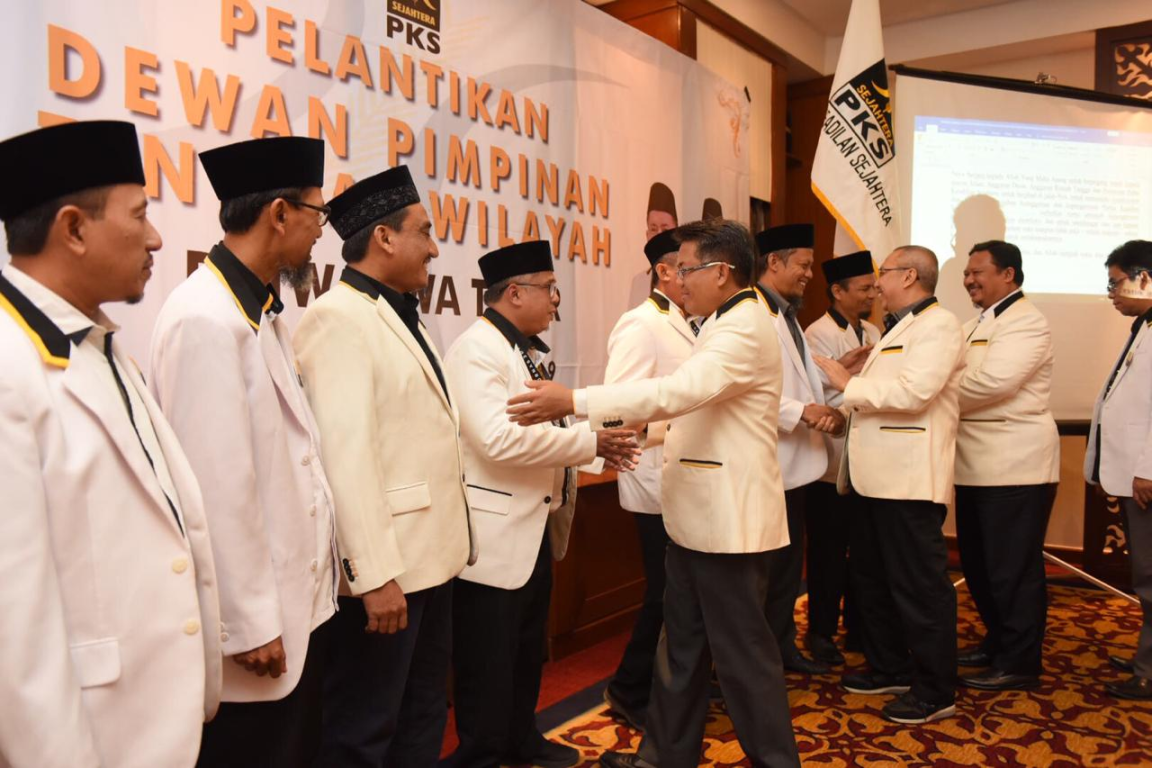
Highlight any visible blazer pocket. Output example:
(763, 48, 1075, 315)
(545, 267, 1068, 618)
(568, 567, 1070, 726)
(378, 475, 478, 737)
(386, 481, 432, 516)
(880, 345, 904, 355)
(466, 484, 512, 516)
(678, 458, 723, 469)
(878, 426, 925, 433)
(70, 637, 121, 688)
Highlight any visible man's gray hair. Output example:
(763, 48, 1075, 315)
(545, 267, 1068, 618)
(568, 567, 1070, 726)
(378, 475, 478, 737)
(894, 245, 939, 293)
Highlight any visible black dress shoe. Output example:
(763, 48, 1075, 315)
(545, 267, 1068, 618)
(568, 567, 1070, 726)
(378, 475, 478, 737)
(957, 649, 992, 667)
(518, 740, 581, 768)
(1109, 654, 1135, 672)
(808, 633, 846, 666)
(961, 668, 1041, 691)
(1105, 675, 1152, 700)
(599, 751, 656, 768)
(782, 651, 830, 675)
(603, 687, 645, 732)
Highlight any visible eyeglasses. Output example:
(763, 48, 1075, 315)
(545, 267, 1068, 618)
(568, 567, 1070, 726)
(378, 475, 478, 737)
(514, 282, 560, 299)
(285, 199, 331, 227)
(877, 266, 913, 276)
(676, 262, 735, 280)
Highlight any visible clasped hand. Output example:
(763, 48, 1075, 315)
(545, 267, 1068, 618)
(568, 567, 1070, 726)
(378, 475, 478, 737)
(801, 403, 845, 435)
(507, 380, 640, 471)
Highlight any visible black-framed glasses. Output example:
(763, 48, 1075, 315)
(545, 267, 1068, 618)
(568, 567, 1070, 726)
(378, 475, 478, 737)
(285, 199, 331, 227)
(514, 282, 561, 299)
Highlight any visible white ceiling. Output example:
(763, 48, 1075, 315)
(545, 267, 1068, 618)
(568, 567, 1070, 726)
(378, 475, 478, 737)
(777, 0, 1016, 36)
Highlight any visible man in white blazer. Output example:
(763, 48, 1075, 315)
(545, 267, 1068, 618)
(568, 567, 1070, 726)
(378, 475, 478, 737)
(1085, 239, 1152, 701)
(803, 251, 879, 666)
(753, 223, 844, 675)
(509, 220, 801, 768)
(293, 166, 475, 765)
(0, 121, 221, 767)
(443, 241, 638, 768)
(953, 241, 1059, 692)
(816, 245, 964, 725)
(150, 137, 339, 766)
(601, 228, 697, 730)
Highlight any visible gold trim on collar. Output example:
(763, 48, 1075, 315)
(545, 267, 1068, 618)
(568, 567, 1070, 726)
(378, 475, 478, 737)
(205, 258, 260, 331)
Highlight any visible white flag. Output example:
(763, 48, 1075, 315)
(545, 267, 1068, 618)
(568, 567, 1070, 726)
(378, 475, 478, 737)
(811, 0, 901, 258)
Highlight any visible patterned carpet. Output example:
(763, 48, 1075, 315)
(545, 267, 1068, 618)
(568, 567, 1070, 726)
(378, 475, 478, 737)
(545, 583, 1152, 766)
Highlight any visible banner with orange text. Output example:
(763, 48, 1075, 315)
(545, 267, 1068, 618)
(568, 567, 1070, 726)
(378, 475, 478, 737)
(0, 0, 751, 384)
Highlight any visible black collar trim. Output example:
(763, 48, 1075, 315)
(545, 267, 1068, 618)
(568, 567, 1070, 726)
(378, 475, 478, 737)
(716, 289, 759, 319)
(911, 296, 939, 316)
(0, 273, 73, 368)
(647, 291, 671, 314)
(827, 307, 851, 329)
(753, 283, 780, 316)
(206, 243, 283, 331)
(992, 290, 1025, 318)
(483, 307, 550, 354)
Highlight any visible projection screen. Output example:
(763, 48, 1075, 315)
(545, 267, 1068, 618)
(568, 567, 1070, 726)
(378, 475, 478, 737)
(893, 68, 1152, 420)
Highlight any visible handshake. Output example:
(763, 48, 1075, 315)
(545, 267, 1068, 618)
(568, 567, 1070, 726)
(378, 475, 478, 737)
(801, 403, 846, 435)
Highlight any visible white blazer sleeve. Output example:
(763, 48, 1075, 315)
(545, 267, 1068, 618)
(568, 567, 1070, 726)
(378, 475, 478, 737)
(150, 317, 283, 655)
(586, 313, 761, 428)
(0, 374, 101, 768)
(844, 314, 963, 414)
(959, 311, 1049, 412)
(294, 309, 405, 595)
(449, 335, 597, 468)
(604, 312, 668, 445)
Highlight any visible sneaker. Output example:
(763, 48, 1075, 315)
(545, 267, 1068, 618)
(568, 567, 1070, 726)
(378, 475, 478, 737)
(842, 671, 912, 695)
(882, 692, 956, 724)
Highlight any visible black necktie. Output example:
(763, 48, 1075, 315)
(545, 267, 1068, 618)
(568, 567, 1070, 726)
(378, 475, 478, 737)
(103, 332, 184, 535)
(689, 320, 700, 337)
(783, 305, 806, 356)
(883, 313, 900, 334)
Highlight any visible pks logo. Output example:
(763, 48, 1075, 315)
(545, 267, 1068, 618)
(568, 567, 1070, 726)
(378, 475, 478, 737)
(829, 60, 894, 167)
(387, 0, 441, 54)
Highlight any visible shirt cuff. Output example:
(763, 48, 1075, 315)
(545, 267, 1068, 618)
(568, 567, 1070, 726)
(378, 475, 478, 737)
(573, 388, 589, 418)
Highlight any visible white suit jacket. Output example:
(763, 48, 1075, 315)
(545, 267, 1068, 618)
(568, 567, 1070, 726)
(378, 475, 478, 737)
(603, 290, 696, 514)
(293, 269, 474, 597)
(840, 297, 965, 504)
(754, 284, 828, 489)
(584, 289, 788, 554)
(444, 309, 597, 590)
(1085, 310, 1152, 497)
(150, 246, 338, 703)
(805, 309, 881, 483)
(957, 291, 1060, 486)
(0, 267, 221, 768)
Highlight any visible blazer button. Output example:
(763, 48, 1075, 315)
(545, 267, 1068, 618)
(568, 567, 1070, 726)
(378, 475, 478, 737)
(301, 455, 312, 466)
(184, 619, 200, 635)
(544, 496, 552, 504)
(171, 557, 189, 574)
(310, 559, 319, 572)
(221, 631, 230, 643)
(309, 504, 317, 517)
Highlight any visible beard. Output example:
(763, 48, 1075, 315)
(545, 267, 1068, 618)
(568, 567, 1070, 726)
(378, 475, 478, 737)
(280, 262, 315, 292)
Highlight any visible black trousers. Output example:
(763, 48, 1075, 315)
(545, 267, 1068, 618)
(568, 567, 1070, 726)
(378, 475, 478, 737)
(315, 583, 452, 767)
(197, 619, 330, 768)
(956, 483, 1057, 676)
(608, 513, 670, 711)
(636, 543, 800, 768)
(853, 496, 957, 704)
(447, 534, 553, 768)
(1119, 498, 1152, 679)
(764, 487, 807, 654)
(805, 481, 863, 640)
